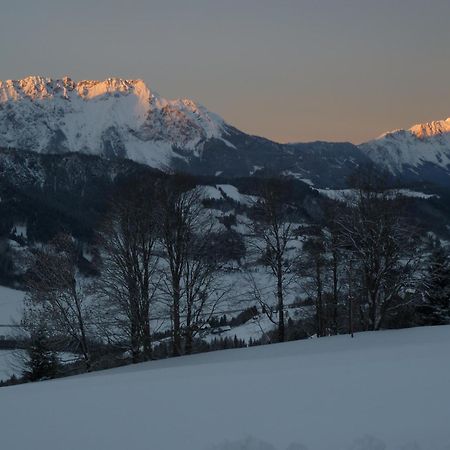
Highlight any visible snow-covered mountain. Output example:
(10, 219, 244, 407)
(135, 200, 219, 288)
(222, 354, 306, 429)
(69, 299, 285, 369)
(2, 76, 450, 187)
(0, 75, 371, 187)
(360, 118, 450, 185)
(0, 76, 227, 168)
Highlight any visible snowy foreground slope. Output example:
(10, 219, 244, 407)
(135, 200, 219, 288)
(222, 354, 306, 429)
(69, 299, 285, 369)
(1, 326, 450, 450)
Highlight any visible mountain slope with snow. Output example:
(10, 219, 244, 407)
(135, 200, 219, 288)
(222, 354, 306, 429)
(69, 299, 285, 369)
(360, 118, 450, 185)
(0, 325, 449, 450)
(3, 76, 450, 187)
(0, 76, 226, 168)
(0, 76, 371, 187)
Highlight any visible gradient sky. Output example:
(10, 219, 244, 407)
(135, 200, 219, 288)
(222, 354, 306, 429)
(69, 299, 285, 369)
(1, 0, 450, 144)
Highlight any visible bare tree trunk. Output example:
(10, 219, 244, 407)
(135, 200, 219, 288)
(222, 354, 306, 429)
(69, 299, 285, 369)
(142, 315, 152, 360)
(131, 322, 140, 363)
(277, 256, 285, 342)
(75, 298, 91, 370)
(315, 261, 324, 337)
(331, 250, 339, 335)
(185, 297, 193, 355)
(348, 259, 354, 338)
(172, 282, 182, 356)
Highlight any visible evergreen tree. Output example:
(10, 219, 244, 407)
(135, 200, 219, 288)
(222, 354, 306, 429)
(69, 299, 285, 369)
(417, 243, 450, 325)
(23, 331, 59, 382)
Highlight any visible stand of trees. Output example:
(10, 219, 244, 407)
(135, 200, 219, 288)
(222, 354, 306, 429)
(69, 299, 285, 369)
(17, 168, 450, 382)
(23, 233, 93, 371)
(94, 179, 159, 363)
(335, 168, 421, 331)
(21, 174, 229, 378)
(299, 168, 427, 337)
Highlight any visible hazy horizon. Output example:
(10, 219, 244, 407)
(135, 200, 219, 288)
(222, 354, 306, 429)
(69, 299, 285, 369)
(2, 0, 450, 144)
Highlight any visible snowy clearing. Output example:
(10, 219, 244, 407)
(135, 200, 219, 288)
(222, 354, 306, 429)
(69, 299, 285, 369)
(0, 350, 18, 381)
(315, 187, 438, 203)
(0, 326, 449, 450)
(0, 286, 25, 337)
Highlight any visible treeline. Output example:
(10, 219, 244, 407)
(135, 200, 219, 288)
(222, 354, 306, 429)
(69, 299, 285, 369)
(8, 167, 450, 383)
(289, 168, 450, 338)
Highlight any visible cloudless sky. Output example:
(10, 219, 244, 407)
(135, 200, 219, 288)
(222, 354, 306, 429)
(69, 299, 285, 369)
(1, 0, 450, 143)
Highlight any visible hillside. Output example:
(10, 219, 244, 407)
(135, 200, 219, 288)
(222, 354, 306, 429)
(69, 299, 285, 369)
(0, 326, 449, 450)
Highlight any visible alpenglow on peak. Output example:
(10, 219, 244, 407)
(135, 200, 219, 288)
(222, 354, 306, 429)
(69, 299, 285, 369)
(0, 75, 227, 168)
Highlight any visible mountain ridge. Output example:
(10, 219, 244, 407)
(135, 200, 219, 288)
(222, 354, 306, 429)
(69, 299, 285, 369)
(0, 75, 227, 168)
(359, 117, 450, 184)
(1, 75, 450, 187)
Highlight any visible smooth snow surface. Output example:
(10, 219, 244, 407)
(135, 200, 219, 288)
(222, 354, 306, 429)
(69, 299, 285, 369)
(315, 188, 437, 202)
(0, 350, 17, 381)
(202, 184, 258, 205)
(0, 326, 449, 450)
(0, 285, 24, 329)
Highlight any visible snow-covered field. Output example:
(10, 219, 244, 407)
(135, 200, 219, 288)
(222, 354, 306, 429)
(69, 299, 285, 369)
(0, 286, 25, 321)
(0, 286, 25, 337)
(0, 350, 18, 381)
(0, 325, 449, 450)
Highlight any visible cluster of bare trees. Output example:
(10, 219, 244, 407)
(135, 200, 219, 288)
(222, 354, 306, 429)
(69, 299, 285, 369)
(23, 233, 93, 371)
(246, 167, 428, 342)
(300, 168, 423, 337)
(23, 175, 226, 370)
(20, 166, 448, 379)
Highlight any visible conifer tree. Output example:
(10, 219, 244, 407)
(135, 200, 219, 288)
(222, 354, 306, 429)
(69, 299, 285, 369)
(23, 330, 59, 382)
(417, 243, 450, 325)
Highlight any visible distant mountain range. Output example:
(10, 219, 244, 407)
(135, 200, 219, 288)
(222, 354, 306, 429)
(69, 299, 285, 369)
(1, 76, 450, 187)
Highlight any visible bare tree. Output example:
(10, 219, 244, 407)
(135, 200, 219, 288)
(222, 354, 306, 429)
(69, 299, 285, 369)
(248, 178, 298, 342)
(23, 233, 92, 371)
(95, 180, 159, 362)
(182, 231, 225, 354)
(337, 166, 421, 330)
(156, 175, 206, 356)
(302, 236, 327, 337)
(323, 205, 345, 335)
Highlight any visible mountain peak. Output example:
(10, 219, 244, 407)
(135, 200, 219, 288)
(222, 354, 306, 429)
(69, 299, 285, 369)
(360, 115, 450, 177)
(0, 75, 226, 167)
(0, 75, 152, 102)
(376, 116, 450, 141)
(408, 117, 450, 139)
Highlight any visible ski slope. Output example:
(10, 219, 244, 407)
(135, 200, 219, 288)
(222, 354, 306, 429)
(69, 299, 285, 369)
(0, 326, 449, 450)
